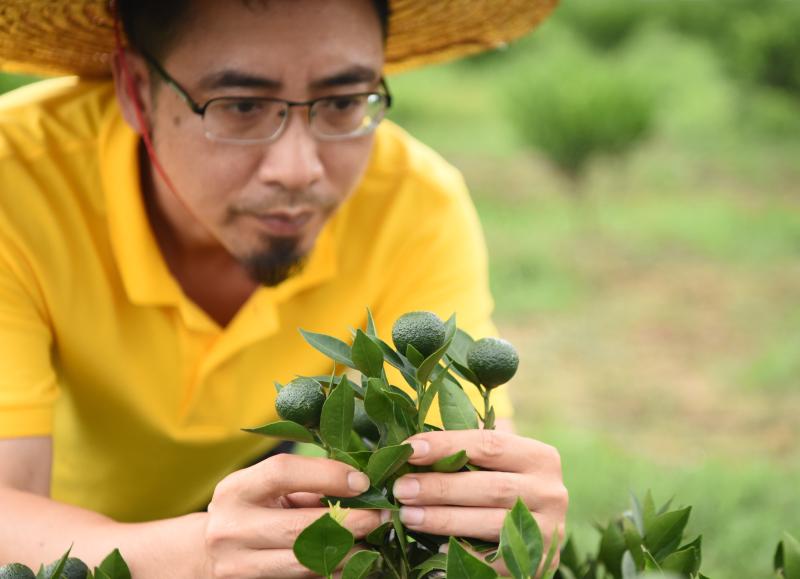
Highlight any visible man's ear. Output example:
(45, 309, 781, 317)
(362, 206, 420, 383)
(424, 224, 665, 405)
(110, 49, 154, 135)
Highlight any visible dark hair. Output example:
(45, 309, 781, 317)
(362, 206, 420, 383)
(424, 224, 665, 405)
(118, 0, 391, 60)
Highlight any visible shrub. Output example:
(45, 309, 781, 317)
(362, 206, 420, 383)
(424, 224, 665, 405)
(501, 40, 656, 187)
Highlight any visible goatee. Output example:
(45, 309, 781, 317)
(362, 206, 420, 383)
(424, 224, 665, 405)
(241, 237, 306, 287)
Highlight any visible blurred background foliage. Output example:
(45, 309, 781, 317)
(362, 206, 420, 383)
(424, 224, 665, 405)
(1, 1, 798, 576)
(386, 1, 800, 577)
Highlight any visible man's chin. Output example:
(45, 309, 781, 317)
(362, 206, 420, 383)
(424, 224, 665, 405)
(240, 237, 307, 287)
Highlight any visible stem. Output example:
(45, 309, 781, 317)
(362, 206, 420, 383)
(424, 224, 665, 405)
(392, 509, 411, 576)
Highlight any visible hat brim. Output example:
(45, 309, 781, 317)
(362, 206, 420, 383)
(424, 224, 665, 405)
(0, 0, 559, 78)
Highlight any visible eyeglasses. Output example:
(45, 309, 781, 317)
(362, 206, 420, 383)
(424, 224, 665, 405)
(141, 52, 393, 145)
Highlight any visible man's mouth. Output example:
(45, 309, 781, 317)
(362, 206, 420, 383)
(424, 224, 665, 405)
(247, 209, 314, 237)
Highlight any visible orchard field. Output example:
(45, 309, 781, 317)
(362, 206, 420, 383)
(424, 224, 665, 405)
(387, 1, 800, 576)
(2, 1, 799, 576)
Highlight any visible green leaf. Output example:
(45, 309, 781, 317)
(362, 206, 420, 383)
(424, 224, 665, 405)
(461, 537, 500, 554)
(330, 448, 364, 471)
(622, 517, 645, 571)
(642, 490, 657, 529)
(540, 527, 561, 579)
(320, 376, 356, 451)
(42, 548, 71, 579)
(777, 532, 800, 579)
(374, 337, 411, 374)
(661, 547, 700, 575)
(242, 421, 315, 444)
(644, 507, 691, 561)
(446, 537, 499, 579)
(418, 380, 440, 431)
(447, 328, 475, 367)
(366, 521, 393, 546)
(365, 308, 378, 338)
(413, 553, 448, 578)
(323, 487, 398, 510)
(342, 550, 381, 579)
(438, 379, 479, 430)
(558, 537, 581, 573)
(448, 359, 481, 387)
(300, 329, 355, 368)
(416, 317, 456, 385)
(364, 378, 415, 445)
(598, 521, 626, 577)
(365, 443, 414, 487)
(96, 549, 131, 579)
(621, 551, 638, 579)
(629, 492, 646, 536)
(499, 497, 543, 579)
(431, 449, 469, 473)
(406, 344, 425, 367)
(294, 513, 354, 576)
(352, 330, 385, 378)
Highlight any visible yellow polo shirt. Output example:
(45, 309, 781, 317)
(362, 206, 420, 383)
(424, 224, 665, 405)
(0, 77, 510, 522)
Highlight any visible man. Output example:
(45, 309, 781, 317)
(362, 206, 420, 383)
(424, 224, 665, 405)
(0, 0, 566, 577)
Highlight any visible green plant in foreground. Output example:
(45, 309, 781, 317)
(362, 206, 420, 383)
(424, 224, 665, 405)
(246, 309, 533, 578)
(0, 548, 130, 579)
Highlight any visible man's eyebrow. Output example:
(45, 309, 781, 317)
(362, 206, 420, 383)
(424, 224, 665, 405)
(310, 66, 380, 90)
(197, 65, 380, 92)
(198, 70, 283, 91)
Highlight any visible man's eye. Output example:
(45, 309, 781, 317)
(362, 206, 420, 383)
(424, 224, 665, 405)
(327, 97, 360, 111)
(224, 100, 264, 115)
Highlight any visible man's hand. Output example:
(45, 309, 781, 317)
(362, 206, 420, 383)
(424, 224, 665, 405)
(203, 454, 382, 579)
(393, 429, 568, 574)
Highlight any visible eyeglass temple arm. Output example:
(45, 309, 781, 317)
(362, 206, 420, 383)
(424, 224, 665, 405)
(140, 51, 206, 115)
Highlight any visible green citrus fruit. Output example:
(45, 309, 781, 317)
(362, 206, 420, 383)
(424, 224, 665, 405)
(466, 337, 519, 389)
(0, 563, 35, 579)
(275, 378, 326, 427)
(43, 558, 89, 579)
(353, 399, 380, 441)
(391, 311, 446, 358)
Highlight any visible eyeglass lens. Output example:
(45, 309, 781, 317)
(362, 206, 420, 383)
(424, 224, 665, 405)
(203, 93, 387, 142)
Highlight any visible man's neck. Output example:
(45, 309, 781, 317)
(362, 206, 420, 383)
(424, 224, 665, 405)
(139, 150, 258, 327)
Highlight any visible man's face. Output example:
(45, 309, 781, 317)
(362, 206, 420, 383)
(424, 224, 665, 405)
(138, 0, 385, 284)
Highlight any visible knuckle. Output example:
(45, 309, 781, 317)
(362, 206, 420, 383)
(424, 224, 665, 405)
(478, 429, 505, 459)
(286, 513, 311, 541)
(541, 443, 563, 473)
(210, 473, 241, 504)
(489, 473, 522, 506)
(431, 507, 454, 534)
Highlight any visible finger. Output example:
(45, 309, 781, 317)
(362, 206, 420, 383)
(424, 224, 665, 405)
(392, 471, 536, 509)
(405, 429, 561, 474)
(282, 492, 325, 508)
(400, 506, 560, 545)
(216, 454, 370, 505)
(225, 507, 383, 549)
(399, 506, 507, 541)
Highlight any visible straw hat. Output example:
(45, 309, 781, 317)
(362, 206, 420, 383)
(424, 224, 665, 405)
(0, 0, 559, 78)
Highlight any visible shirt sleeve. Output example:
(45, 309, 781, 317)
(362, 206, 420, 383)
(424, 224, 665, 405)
(0, 236, 57, 438)
(370, 162, 514, 422)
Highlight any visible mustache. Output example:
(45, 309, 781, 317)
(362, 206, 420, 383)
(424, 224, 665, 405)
(228, 189, 336, 216)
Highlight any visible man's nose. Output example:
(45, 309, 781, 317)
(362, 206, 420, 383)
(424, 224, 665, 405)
(255, 110, 324, 192)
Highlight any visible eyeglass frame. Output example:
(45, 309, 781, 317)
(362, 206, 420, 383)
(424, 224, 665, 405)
(140, 51, 393, 145)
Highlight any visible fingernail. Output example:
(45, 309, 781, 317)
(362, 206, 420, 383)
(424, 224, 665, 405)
(393, 477, 420, 500)
(410, 439, 430, 458)
(400, 506, 425, 526)
(348, 471, 370, 493)
(380, 510, 392, 524)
